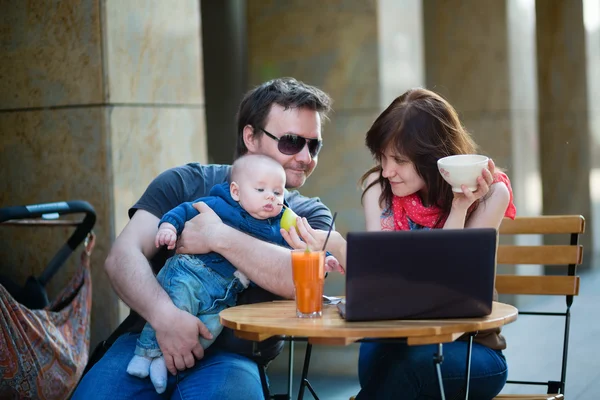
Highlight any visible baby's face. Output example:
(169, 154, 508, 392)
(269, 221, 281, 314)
(236, 167, 285, 220)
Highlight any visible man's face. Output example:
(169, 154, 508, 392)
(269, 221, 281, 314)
(247, 104, 322, 189)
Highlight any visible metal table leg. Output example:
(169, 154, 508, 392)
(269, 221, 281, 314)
(434, 335, 474, 400)
(287, 340, 294, 400)
(464, 334, 474, 399)
(297, 343, 320, 400)
(434, 343, 446, 400)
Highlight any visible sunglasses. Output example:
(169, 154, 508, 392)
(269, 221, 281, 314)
(259, 128, 323, 158)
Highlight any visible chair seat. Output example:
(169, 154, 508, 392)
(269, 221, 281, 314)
(353, 393, 563, 400)
(354, 394, 564, 400)
(494, 394, 564, 400)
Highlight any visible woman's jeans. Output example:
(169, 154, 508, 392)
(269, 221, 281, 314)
(135, 254, 246, 358)
(72, 333, 264, 400)
(356, 340, 507, 400)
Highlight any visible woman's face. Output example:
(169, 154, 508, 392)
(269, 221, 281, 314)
(380, 146, 426, 198)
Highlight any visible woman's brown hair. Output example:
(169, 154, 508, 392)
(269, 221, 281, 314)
(359, 88, 479, 227)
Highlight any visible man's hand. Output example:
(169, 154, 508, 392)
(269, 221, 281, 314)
(176, 202, 224, 255)
(280, 217, 329, 251)
(155, 223, 178, 249)
(153, 306, 213, 375)
(281, 217, 347, 267)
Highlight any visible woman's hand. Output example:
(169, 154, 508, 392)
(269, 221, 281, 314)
(452, 158, 496, 212)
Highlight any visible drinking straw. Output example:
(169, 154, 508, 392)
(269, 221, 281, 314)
(321, 212, 338, 251)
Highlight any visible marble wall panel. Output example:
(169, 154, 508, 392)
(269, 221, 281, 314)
(0, 107, 119, 345)
(103, 0, 204, 105)
(109, 106, 208, 236)
(246, 0, 379, 111)
(423, 0, 510, 114)
(0, 0, 103, 109)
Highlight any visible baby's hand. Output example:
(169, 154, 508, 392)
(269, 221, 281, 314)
(155, 224, 178, 250)
(325, 255, 345, 275)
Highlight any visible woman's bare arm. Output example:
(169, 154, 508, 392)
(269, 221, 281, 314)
(465, 182, 510, 229)
(362, 172, 384, 232)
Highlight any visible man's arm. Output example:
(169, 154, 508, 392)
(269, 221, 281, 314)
(104, 209, 211, 374)
(176, 202, 296, 299)
(215, 228, 295, 298)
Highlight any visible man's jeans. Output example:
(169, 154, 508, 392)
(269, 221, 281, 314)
(72, 333, 264, 399)
(356, 340, 508, 400)
(135, 254, 246, 358)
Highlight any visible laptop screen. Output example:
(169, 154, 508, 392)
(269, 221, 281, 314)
(342, 228, 497, 321)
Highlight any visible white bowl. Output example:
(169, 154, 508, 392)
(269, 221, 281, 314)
(437, 154, 489, 193)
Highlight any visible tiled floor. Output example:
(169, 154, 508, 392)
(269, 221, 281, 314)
(267, 267, 600, 400)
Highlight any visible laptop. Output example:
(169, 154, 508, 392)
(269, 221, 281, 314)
(338, 228, 497, 321)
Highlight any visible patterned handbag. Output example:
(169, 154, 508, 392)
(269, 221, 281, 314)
(0, 234, 94, 400)
(0, 201, 95, 400)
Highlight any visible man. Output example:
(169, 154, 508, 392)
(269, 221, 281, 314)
(73, 78, 333, 399)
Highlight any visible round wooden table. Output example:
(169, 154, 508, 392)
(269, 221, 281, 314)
(220, 300, 518, 345)
(221, 301, 518, 400)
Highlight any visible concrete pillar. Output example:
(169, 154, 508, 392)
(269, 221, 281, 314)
(0, 0, 207, 347)
(536, 0, 593, 262)
(201, 0, 248, 164)
(585, 0, 600, 257)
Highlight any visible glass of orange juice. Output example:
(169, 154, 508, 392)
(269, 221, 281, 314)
(291, 249, 325, 318)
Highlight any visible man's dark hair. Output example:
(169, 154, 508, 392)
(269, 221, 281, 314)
(235, 77, 332, 158)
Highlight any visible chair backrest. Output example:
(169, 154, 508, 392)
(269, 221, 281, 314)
(496, 215, 585, 395)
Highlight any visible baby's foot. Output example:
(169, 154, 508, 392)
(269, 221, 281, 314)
(126, 355, 151, 378)
(150, 356, 168, 394)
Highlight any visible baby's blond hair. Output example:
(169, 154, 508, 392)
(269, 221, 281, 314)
(231, 154, 285, 183)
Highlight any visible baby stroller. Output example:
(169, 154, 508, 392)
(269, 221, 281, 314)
(0, 201, 96, 400)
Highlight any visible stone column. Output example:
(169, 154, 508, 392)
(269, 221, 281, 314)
(585, 0, 600, 256)
(0, 0, 207, 347)
(201, 0, 248, 164)
(536, 0, 593, 262)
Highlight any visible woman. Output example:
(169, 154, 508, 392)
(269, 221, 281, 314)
(281, 88, 516, 400)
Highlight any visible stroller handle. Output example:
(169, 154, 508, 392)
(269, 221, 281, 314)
(0, 201, 96, 286)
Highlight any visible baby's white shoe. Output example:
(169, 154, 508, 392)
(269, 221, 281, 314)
(150, 356, 168, 394)
(126, 355, 151, 378)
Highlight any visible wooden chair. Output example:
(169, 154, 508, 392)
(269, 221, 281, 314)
(493, 215, 584, 400)
(350, 216, 583, 400)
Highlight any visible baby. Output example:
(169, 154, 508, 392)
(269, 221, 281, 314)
(126, 154, 339, 393)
